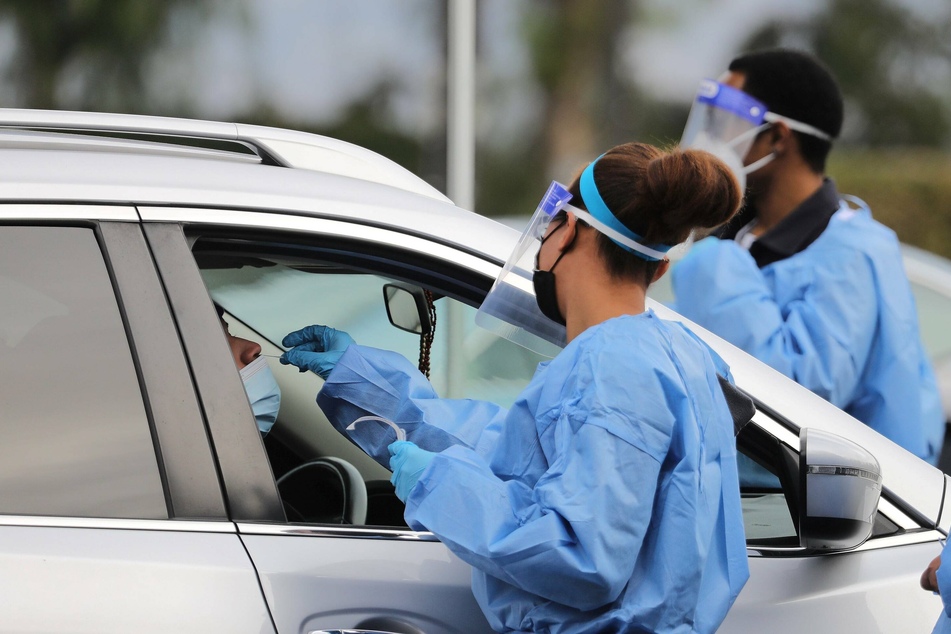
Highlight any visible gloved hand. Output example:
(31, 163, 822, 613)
(280, 324, 355, 379)
(388, 440, 436, 502)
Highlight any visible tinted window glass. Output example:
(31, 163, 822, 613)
(738, 452, 796, 543)
(0, 227, 166, 518)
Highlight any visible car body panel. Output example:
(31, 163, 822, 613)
(0, 141, 496, 262)
(0, 108, 450, 201)
(724, 540, 943, 632)
(238, 524, 493, 634)
(0, 520, 274, 634)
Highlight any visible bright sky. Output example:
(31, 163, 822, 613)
(153, 0, 947, 139)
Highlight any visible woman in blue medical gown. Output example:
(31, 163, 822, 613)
(281, 142, 750, 633)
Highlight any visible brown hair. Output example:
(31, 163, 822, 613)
(566, 142, 741, 284)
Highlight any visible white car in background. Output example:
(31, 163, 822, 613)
(0, 109, 946, 633)
(901, 245, 951, 420)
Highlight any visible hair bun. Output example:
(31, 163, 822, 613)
(643, 148, 742, 241)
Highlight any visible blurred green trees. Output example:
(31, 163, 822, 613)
(831, 151, 951, 257)
(0, 0, 236, 112)
(476, 0, 951, 258)
(742, 0, 951, 256)
(745, 0, 951, 148)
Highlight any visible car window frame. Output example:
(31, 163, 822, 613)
(100, 220, 227, 520)
(156, 216, 512, 529)
(143, 221, 284, 523)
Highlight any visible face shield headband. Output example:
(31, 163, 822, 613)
(690, 79, 833, 142)
(576, 158, 672, 262)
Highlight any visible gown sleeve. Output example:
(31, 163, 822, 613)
(317, 344, 510, 465)
(672, 236, 876, 408)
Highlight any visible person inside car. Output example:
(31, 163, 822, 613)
(216, 302, 281, 436)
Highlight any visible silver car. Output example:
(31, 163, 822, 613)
(0, 109, 945, 633)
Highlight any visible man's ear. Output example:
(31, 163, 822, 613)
(770, 120, 795, 155)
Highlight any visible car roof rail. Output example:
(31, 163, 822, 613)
(0, 108, 450, 202)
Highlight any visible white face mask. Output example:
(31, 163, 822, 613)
(690, 124, 781, 193)
(239, 356, 281, 435)
(689, 131, 752, 192)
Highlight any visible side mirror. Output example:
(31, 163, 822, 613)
(382, 283, 433, 335)
(798, 428, 882, 551)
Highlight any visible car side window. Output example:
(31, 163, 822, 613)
(193, 236, 546, 527)
(201, 261, 546, 408)
(0, 226, 166, 519)
(736, 447, 798, 545)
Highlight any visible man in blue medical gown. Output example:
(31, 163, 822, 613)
(673, 49, 943, 464)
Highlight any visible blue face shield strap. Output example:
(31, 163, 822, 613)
(578, 158, 673, 262)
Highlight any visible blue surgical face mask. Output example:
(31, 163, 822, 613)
(239, 356, 281, 435)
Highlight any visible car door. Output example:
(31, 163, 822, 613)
(142, 211, 500, 634)
(0, 206, 274, 633)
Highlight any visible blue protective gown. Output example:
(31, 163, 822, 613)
(318, 311, 749, 633)
(672, 203, 944, 464)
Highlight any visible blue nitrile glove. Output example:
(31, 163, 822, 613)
(280, 324, 355, 379)
(388, 440, 436, 502)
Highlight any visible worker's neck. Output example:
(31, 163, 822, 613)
(752, 168, 825, 235)
(561, 250, 647, 344)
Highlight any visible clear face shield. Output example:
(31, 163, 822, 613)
(680, 79, 769, 191)
(474, 181, 572, 357)
(475, 174, 672, 356)
(680, 79, 834, 191)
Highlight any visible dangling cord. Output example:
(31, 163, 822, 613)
(418, 290, 437, 378)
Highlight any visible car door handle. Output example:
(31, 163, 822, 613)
(308, 630, 402, 634)
(308, 616, 426, 634)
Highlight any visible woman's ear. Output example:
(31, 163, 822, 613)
(651, 259, 671, 283)
(557, 212, 581, 251)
